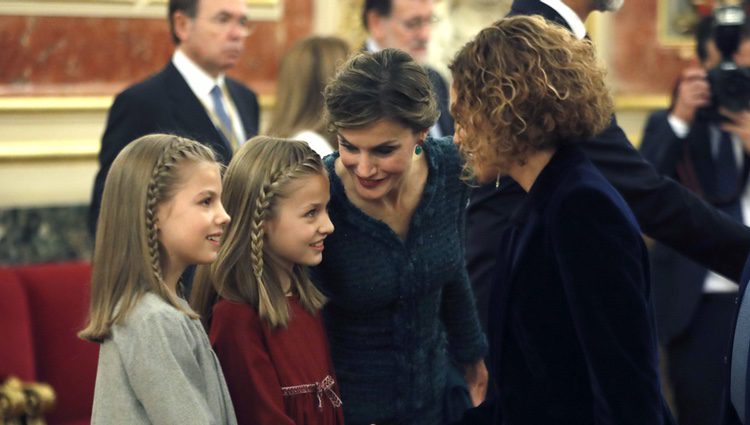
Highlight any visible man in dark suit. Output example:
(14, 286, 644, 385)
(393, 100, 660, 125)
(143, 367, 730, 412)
(361, 0, 454, 138)
(89, 0, 259, 235)
(451, 17, 673, 424)
(641, 15, 750, 425)
(466, 0, 750, 334)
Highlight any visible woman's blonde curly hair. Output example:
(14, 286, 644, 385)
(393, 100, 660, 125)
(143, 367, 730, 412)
(449, 15, 614, 180)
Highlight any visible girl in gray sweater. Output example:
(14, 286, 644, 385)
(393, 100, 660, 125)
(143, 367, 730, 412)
(79, 134, 236, 425)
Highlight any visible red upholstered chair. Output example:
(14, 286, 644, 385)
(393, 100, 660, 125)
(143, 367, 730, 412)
(2, 262, 98, 425)
(0, 267, 36, 382)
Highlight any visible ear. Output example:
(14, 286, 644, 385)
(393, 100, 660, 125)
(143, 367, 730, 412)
(367, 10, 388, 41)
(172, 10, 192, 44)
(418, 128, 429, 141)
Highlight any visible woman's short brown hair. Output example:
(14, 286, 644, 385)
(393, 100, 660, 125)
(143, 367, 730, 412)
(449, 15, 613, 177)
(324, 48, 440, 133)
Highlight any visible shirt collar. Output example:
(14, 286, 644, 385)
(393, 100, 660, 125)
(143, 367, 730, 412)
(539, 0, 587, 40)
(172, 49, 226, 97)
(365, 37, 382, 53)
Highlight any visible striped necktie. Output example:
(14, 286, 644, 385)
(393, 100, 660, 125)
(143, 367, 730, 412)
(210, 85, 235, 151)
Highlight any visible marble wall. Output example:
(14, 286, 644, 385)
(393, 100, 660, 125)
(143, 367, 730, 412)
(610, 0, 695, 95)
(0, 206, 91, 266)
(0, 0, 314, 97)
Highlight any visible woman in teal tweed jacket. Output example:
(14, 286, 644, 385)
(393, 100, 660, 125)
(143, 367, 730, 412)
(312, 48, 488, 425)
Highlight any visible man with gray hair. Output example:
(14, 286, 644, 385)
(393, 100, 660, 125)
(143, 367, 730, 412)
(90, 0, 259, 236)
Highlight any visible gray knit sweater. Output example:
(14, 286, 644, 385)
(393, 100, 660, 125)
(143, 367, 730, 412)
(313, 136, 488, 425)
(91, 293, 237, 425)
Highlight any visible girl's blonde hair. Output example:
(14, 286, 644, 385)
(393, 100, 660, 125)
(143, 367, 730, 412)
(267, 36, 351, 149)
(79, 134, 219, 343)
(191, 136, 327, 329)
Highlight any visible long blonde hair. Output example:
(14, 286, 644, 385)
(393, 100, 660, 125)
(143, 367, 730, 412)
(267, 36, 350, 149)
(79, 134, 219, 343)
(192, 136, 328, 329)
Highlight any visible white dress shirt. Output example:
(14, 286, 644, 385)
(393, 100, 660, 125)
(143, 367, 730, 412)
(540, 0, 588, 40)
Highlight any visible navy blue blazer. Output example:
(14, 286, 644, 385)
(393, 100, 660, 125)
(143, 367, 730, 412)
(722, 254, 750, 425)
(641, 110, 748, 344)
(459, 145, 674, 425)
(89, 61, 260, 234)
(466, 0, 750, 331)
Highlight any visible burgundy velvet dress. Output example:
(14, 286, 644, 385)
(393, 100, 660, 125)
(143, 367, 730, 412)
(210, 296, 345, 425)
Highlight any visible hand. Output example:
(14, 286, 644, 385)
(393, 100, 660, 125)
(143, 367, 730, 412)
(671, 67, 711, 124)
(464, 360, 488, 407)
(720, 107, 750, 152)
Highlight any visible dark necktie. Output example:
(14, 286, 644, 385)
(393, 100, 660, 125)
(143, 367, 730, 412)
(716, 131, 742, 220)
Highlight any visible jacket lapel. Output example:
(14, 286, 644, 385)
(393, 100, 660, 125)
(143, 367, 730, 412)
(162, 62, 233, 160)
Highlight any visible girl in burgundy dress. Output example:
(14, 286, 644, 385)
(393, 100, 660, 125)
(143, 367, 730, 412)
(192, 136, 343, 425)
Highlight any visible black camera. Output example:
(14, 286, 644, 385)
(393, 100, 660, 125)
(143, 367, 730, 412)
(704, 4, 750, 120)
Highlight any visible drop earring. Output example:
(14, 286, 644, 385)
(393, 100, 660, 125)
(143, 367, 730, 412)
(495, 174, 501, 189)
(414, 144, 423, 156)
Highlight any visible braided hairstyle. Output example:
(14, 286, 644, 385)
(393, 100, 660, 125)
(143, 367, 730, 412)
(80, 134, 219, 343)
(191, 136, 328, 329)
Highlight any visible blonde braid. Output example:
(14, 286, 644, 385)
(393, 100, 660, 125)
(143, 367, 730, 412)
(144, 138, 201, 286)
(145, 149, 171, 286)
(249, 152, 319, 281)
(250, 170, 281, 317)
(248, 151, 324, 320)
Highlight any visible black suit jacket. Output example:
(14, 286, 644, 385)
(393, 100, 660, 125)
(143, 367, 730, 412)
(722, 255, 750, 425)
(89, 61, 259, 234)
(640, 110, 748, 343)
(458, 145, 674, 425)
(467, 0, 750, 330)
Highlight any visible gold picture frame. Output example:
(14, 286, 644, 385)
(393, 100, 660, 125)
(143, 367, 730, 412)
(657, 0, 699, 47)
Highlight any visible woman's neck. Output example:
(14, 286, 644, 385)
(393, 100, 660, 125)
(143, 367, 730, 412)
(508, 148, 556, 193)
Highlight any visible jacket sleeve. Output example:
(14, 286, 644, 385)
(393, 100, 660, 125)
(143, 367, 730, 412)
(581, 114, 750, 281)
(442, 175, 489, 364)
(550, 187, 664, 425)
(210, 305, 296, 425)
(115, 310, 223, 425)
(639, 110, 685, 175)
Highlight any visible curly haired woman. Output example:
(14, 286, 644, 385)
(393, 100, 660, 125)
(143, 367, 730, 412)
(449, 16, 675, 425)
